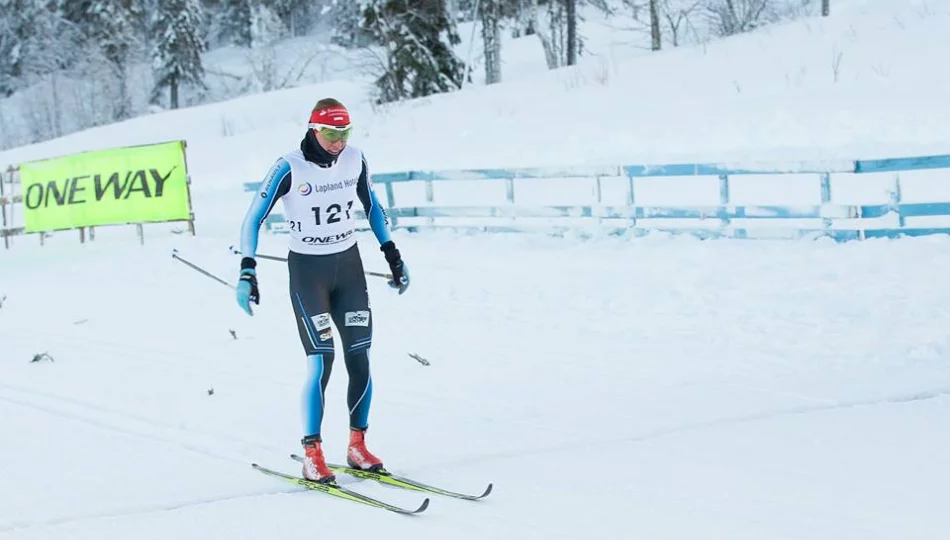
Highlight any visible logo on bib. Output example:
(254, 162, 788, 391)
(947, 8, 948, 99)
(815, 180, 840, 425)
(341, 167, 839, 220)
(298, 182, 312, 196)
(303, 230, 354, 245)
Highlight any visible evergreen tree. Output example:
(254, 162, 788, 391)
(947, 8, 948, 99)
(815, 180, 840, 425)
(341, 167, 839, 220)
(59, 0, 95, 32)
(151, 0, 206, 109)
(360, 0, 467, 104)
(326, 0, 371, 48)
(0, 0, 40, 96)
(269, 0, 314, 36)
(89, 0, 140, 119)
(1, 0, 82, 88)
(220, 0, 253, 46)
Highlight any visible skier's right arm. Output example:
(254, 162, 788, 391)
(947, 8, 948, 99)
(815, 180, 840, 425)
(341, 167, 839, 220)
(240, 157, 292, 259)
(236, 158, 292, 316)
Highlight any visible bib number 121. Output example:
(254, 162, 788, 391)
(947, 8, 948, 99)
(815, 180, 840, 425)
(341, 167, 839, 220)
(288, 200, 354, 231)
(313, 201, 354, 225)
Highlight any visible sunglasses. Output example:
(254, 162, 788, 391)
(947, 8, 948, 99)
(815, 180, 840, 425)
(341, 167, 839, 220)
(309, 122, 352, 142)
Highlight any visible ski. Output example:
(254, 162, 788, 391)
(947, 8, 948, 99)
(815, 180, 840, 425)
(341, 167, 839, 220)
(290, 454, 493, 501)
(251, 463, 429, 515)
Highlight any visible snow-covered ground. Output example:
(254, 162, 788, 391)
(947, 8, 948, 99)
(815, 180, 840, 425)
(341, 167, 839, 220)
(2, 0, 950, 538)
(2, 228, 950, 539)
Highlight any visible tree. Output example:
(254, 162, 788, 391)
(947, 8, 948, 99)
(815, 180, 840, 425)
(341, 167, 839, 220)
(457, 0, 519, 85)
(151, 0, 206, 109)
(518, 0, 588, 70)
(705, 0, 773, 37)
(566, 0, 577, 64)
(361, 0, 467, 104)
(326, 0, 373, 47)
(0, 0, 39, 96)
(661, 0, 702, 47)
(268, 0, 317, 36)
(822, 0, 829, 16)
(219, 0, 253, 46)
(88, 0, 140, 119)
(649, 0, 660, 50)
(478, 0, 504, 84)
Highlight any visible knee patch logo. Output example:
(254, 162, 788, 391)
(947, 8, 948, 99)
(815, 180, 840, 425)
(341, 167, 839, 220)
(312, 313, 331, 330)
(345, 311, 370, 327)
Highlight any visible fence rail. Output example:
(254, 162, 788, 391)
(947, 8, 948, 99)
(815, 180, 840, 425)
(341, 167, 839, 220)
(239, 151, 948, 240)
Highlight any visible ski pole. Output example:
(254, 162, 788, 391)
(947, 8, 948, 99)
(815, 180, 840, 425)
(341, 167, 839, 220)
(172, 249, 235, 290)
(227, 245, 393, 280)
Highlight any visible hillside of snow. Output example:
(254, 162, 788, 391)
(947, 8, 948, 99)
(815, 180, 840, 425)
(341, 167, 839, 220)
(2, 0, 947, 191)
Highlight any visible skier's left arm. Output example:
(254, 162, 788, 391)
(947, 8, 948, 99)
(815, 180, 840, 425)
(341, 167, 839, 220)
(356, 153, 409, 294)
(356, 154, 392, 246)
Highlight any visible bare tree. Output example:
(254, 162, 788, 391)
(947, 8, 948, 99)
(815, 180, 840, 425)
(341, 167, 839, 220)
(479, 0, 504, 84)
(566, 0, 578, 64)
(524, 0, 567, 69)
(611, 0, 701, 49)
(705, 0, 773, 37)
(662, 0, 703, 47)
(649, 0, 660, 50)
(822, 0, 829, 16)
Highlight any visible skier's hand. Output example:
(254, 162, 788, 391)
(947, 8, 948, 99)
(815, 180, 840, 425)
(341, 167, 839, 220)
(380, 241, 410, 295)
(236, 257, 260, 315)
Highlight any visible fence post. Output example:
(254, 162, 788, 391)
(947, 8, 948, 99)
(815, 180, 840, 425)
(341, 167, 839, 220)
(892, 173, 905, 229)
(718, 174, 731, 231)
(820, 172, 832, 232)
(594, 175, 603, 227)
(627, 174, 637, 229)
(425, 178, 434, 227)
(384, 180, 397, 229)
(1, 167, 7, 250)
(505, 176, 516, 228)
(181, 141, 197, 236)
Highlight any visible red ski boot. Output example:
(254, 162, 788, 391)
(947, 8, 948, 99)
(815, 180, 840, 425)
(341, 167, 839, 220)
(301, 436, 335, 484)
(347, 428, 384, 471)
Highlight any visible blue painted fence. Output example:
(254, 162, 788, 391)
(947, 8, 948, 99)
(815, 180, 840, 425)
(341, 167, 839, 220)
(242, 153, 950, 241)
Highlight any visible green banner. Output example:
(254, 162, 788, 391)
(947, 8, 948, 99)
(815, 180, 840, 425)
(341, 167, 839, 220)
(19, 140, 192, 233)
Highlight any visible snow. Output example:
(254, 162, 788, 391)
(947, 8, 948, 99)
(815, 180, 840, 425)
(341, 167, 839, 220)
(2, 0, 950, 538)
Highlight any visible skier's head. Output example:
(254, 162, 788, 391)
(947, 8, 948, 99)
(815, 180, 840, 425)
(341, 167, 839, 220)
(309, 98, 352, 156)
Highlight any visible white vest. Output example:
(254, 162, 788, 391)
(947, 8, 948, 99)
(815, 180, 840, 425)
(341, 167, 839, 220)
(280, 146, 364, 255)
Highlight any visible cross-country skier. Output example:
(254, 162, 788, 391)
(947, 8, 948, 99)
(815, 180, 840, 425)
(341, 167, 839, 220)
(235, 98, 410, 484)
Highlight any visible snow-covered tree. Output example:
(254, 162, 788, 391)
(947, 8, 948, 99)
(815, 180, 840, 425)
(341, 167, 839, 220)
(151, 0, 206, 109)
(361, 0, 467, 104)
(88, 0, 141, 119)
(326, 0, 372, 48)
(476, 0, 519, 85)
(269, 0, 316, 36)
(219, 0, 253, 46)
(246, 3, 288, 91)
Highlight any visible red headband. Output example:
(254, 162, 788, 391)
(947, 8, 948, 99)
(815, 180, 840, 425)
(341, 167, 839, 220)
(309, 105, 350, 127)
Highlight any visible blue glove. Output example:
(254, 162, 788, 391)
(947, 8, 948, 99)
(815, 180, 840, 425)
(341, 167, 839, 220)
(236, 258, 259, 315)
(381, 241, 410, 294)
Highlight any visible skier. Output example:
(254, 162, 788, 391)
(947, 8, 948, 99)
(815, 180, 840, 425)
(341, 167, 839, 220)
(235, 98, 410, 484)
